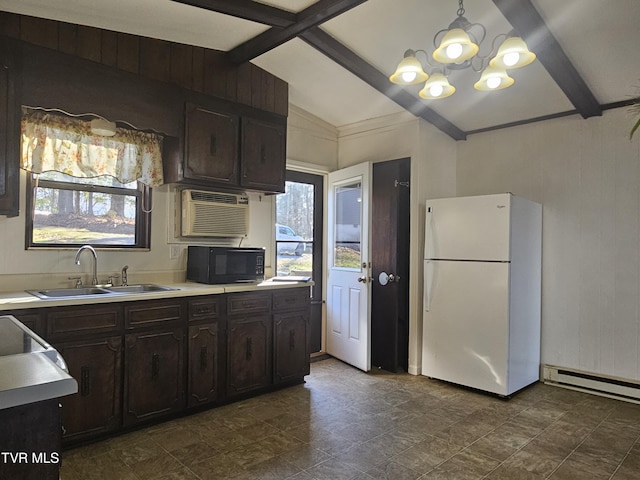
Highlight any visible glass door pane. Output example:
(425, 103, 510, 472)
(276, 181, 314, 277)
(333, 181, 362, 269)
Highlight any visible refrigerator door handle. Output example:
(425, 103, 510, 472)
(425, 206, 434, 259)
(424, 260, 434, 311)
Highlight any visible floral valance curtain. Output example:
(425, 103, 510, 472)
(21, 110, 164, 187)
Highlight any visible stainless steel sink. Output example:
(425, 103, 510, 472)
(105, 284, 179, 293)
(27, 284, 179, 299)
(27, 287, 113, 299)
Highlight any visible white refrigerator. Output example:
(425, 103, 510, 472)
(422, 193, 542, 396)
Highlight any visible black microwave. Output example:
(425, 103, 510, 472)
(186, 246, 265, 284)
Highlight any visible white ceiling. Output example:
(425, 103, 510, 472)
(1, 0, 639, 135)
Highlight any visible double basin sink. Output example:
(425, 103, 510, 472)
(27, 284, 178, 300)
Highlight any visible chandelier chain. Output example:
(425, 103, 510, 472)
(457, 0, 465, 17)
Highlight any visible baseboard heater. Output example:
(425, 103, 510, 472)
(543, 364, 640, 404)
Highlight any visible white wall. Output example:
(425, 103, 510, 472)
(287, 105, 339, 171)
(457, 108, 640, 382)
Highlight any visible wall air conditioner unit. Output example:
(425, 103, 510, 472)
(181, 189, 249, 238)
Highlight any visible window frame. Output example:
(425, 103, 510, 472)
(25, 173, 152, 250)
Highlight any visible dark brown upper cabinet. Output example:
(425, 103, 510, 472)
(184, 104, 239, 186)
(0, 36, 21, 217)
(165, 103, 287, 194)
(240, 117, 286, 193)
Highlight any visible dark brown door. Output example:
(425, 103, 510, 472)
(57, 336, 123, 441)
(0, 37, 20, 217)
(273, 311, 308, 383)
(124, 329, 185, 426)
(240, 117, 286, 192)
(227, 315, 272, 397)
(371, 158, 410, 372)
(188, 323, 219, 407)
(184, 103, 239, 185)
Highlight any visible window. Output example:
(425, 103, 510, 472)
(21, 108, 163, 249)
(26, 172, 151, 248)
(333, 181, 362, 269)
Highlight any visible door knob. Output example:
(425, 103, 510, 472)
(357, 276, 368, 283)
(378, 272, 400, 286)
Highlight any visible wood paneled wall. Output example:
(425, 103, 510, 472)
(0, 11, 288, 116)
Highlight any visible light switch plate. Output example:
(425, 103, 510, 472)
(170, 244, 181, 260)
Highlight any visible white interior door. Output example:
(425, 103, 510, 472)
(326, 162, 371, 371)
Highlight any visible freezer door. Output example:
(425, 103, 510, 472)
(425, 193, 511, 261)
(422, 260, 510, 395)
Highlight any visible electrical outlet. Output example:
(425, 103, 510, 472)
(170, 244, 181, 260)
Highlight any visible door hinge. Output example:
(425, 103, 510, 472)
(394, 180, 410, 188)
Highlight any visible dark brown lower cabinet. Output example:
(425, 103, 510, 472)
(0, 399, 61, 480)
(273, 311, 308, 384)
(124, 328, 184, 426)
(1, 287, 309, 447)
(227, 314, 272, 397)
(56, 336, 122, 441)
(188, 323, 219, 407)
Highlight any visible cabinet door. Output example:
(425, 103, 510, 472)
(185, 104, 239, 186)
(227, 315, 271, 397)
(124, 329, 184, 426)
(188, 323, 219, 407)
(0, 38, 21, 217)
(274, 311, 308, 384)
(240, 117, 285, 193)
(56, 336, 123, 442)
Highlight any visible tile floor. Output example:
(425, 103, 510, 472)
(61, 358, 640, 480)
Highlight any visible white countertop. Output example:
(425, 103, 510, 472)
(0, 279, 312, 311)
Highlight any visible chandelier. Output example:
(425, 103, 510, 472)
(389, 0, 536, 99)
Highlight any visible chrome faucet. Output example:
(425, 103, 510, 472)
(121, 265, 129, 287)
(75, 245, 98, 286)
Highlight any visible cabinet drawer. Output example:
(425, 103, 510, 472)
(272, 288, 310, 312)
(125, 299, 184, 329)
(227, 292, 270, 315)
(47, 305, 122, 338)
(188, 297, 222, 322)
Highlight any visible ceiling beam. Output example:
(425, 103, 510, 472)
(227, 0, 367, 64)
(170, 0, 295, 27)
(300, 28, 466, 140)
(492, 0, 601, 118)
(172, 0, 465, 139)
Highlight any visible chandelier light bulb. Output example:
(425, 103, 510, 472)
(445, 43, 463, 60)
(433, 28, 478, 64)
(419, 73, 455, 100)
(486, 77, 502, 89)
(402, 71, 417, 83)
(503, 52, 520, 67)
(430, 83, 444, 97)
(389, 50, 429, 85)
(490, 36, 536, 69)
(474, 66, 514, 91)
